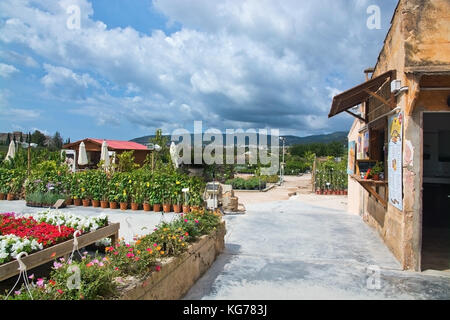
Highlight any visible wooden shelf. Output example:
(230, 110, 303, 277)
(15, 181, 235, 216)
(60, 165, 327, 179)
(350, 174, 388, 208)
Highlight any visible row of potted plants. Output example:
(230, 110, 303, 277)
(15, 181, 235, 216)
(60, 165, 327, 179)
(68, 197, 201, 213)
(315, 189, 348, 195)
(0, 163, 206, 211)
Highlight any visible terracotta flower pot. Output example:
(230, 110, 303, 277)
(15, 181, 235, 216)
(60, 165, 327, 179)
(65, 198, 73, 206)
(92, 200, 100, 208)
(100, 200, 109, 208)
(163, 203, 171, 213)
(7, 193, 15, 201)
(109, 201, 118, 209)
(182, 205, 190, 214)
(120, 202, 128, 210)
(74, 198, 82, 206)
(82, 199, 90, 207)
(173, 204, 181, 213)
(153, 204, 161, 212)
(131, 203, 140, 210)
(143, 203, 151, 211)
(0, 193, 5, 200)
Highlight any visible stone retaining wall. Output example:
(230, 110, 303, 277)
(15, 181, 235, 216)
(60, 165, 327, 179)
(119, 221, 226, 300)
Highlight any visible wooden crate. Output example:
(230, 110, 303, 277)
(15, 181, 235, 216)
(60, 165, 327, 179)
(0, 223, 120, 282)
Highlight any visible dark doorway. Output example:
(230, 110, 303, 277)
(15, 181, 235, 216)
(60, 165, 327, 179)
(422, 113, 450, 271)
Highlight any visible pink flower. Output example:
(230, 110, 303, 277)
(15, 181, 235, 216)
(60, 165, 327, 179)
(28, 274, 34, 280)
(102, 257, 108, 262)
(36, 278, 44, 287)
(82, 251, 88, 256)
(195, 219, 199, 224)
(155, 265, 161, 272)
(14, 290, 21, 295)
(128, 248, 133, 252)
(57, 289, 64, 294)
(125, 244, 130, 247)
(184, 219, 188, 222)
(153, 243, 157, 247)
(53, 261, 63, 269)
(135, 257, 140, 261)
(113, 251, 119, 255)
(114, 267, 119, 271)
(126, 253, 134, 258)
(92, 259, 99, 264)
(98, 262, 104, 267)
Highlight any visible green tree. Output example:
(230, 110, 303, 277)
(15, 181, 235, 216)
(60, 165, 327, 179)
(31, 130, 47, 146)
(149, 129, 170, 164)
(49, 131, 63, 150)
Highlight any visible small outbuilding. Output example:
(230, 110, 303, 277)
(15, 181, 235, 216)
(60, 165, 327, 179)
(328, 0, 450, 272)
(62, 138, 150, 169)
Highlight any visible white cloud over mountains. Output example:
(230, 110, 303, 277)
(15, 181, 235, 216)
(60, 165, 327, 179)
(0, 0, 395, 135)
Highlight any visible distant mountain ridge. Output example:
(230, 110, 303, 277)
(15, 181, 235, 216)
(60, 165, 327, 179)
(130, 131, 348, 146)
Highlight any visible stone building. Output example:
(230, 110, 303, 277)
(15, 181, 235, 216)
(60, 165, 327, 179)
(328, 0, 450, 271)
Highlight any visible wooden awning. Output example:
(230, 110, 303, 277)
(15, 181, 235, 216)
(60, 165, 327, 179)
(328, 70, 396, 120)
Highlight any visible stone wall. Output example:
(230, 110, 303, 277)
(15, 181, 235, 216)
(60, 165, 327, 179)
(118, 221, 226, 300)
(348, 0, 450, 270)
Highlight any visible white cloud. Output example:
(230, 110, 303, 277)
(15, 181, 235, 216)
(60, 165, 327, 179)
(0, 62, 18, 77)
(0, 0, 396, 134)
(1, 108, 41, 120)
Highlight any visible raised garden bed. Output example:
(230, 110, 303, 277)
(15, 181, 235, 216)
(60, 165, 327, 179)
(0, 223, 119, 281)
(118, 221, 225, 300)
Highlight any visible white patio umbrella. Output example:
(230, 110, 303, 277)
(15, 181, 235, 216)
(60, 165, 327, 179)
(100, 140, 110, 168)
(5, 140, 16, 162)
(77, 141, 88, 166)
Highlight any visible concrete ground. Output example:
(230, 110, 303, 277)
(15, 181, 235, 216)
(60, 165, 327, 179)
(0, 200, 176, 243)
(183, 175, 450, 300)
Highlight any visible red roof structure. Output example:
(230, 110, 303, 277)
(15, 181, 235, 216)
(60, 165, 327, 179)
(89, 139, 148, 150)
(63, 138, 148, 151)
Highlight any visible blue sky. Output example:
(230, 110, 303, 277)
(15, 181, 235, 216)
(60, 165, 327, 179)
(0, 0, 398, 141)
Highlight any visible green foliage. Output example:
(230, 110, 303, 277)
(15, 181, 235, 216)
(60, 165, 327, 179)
(225, 176, 266, 190)
(116, 151, 139, 172)
(290, 141, 346, 158)
(314, 156, 348, 190)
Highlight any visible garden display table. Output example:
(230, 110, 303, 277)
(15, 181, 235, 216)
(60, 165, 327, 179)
(0, 223, 119, 281)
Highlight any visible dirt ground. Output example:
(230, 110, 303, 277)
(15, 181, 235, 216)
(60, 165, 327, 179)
(234, 174, 348, 212)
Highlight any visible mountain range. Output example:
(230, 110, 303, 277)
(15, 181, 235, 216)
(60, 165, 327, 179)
(130, 131, 348, 147)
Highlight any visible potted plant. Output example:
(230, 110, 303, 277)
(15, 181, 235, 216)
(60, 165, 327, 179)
(173, 194, 182, 213)
(183, 191, 190, 214)
(119, 189, 128, 210)
(131, 182, 143, 211)
(100, 181, 109, 208)
(370, 161, 384, 181)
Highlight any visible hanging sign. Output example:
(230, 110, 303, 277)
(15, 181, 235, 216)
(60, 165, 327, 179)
(347, 141, 356, 174)
(388, 112, 403, 211)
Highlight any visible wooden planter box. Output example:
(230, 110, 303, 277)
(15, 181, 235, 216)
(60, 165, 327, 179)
(0, 223, 120, 282)
(118, 221, 226, 300)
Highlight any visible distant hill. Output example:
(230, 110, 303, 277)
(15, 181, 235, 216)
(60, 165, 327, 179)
(131, 131, 348, 147)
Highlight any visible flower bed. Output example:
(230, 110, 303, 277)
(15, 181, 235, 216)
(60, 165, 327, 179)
(0, 211, 109, 266)
(2, 209, 223, 300)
